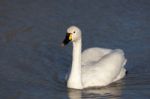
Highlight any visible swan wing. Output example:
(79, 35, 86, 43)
(81, 47, 112, 66)
(82, 49, 127, 88)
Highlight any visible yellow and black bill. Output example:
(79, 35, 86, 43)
(61, 33, 72, 47)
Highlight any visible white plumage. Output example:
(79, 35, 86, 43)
(62, 26, 127, 89)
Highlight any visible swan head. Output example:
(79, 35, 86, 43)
(62, 26, 82, 46)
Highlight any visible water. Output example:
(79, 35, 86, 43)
(0, 0, 150, 99)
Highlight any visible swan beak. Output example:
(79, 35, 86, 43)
(61, 33, 72, 47)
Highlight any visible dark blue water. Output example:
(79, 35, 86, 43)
(0, 0, 150, 99)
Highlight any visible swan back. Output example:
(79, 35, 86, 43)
(81, 49, 127, 88)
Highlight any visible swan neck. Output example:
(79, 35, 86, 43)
(67, 39, 82, 89)
(72, 39, 82, 69)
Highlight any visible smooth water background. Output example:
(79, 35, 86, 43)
(0, 0, 150, 99)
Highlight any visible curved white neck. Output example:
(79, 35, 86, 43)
(67, 38, 83, 89)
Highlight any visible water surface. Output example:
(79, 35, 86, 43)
(0, 0, 150, 99)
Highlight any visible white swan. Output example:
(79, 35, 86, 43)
(62, 26, 127, 89)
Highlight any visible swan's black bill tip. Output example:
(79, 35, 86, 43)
(62, 33, 71, 46)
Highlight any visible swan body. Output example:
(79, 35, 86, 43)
(62, 26, 127, 89)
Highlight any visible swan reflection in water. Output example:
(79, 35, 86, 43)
(68, 80, 124, 99)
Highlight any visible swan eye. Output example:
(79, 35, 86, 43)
(73, 31, 76, 34)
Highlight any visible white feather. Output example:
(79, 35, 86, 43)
(65, 26, 127, 89)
